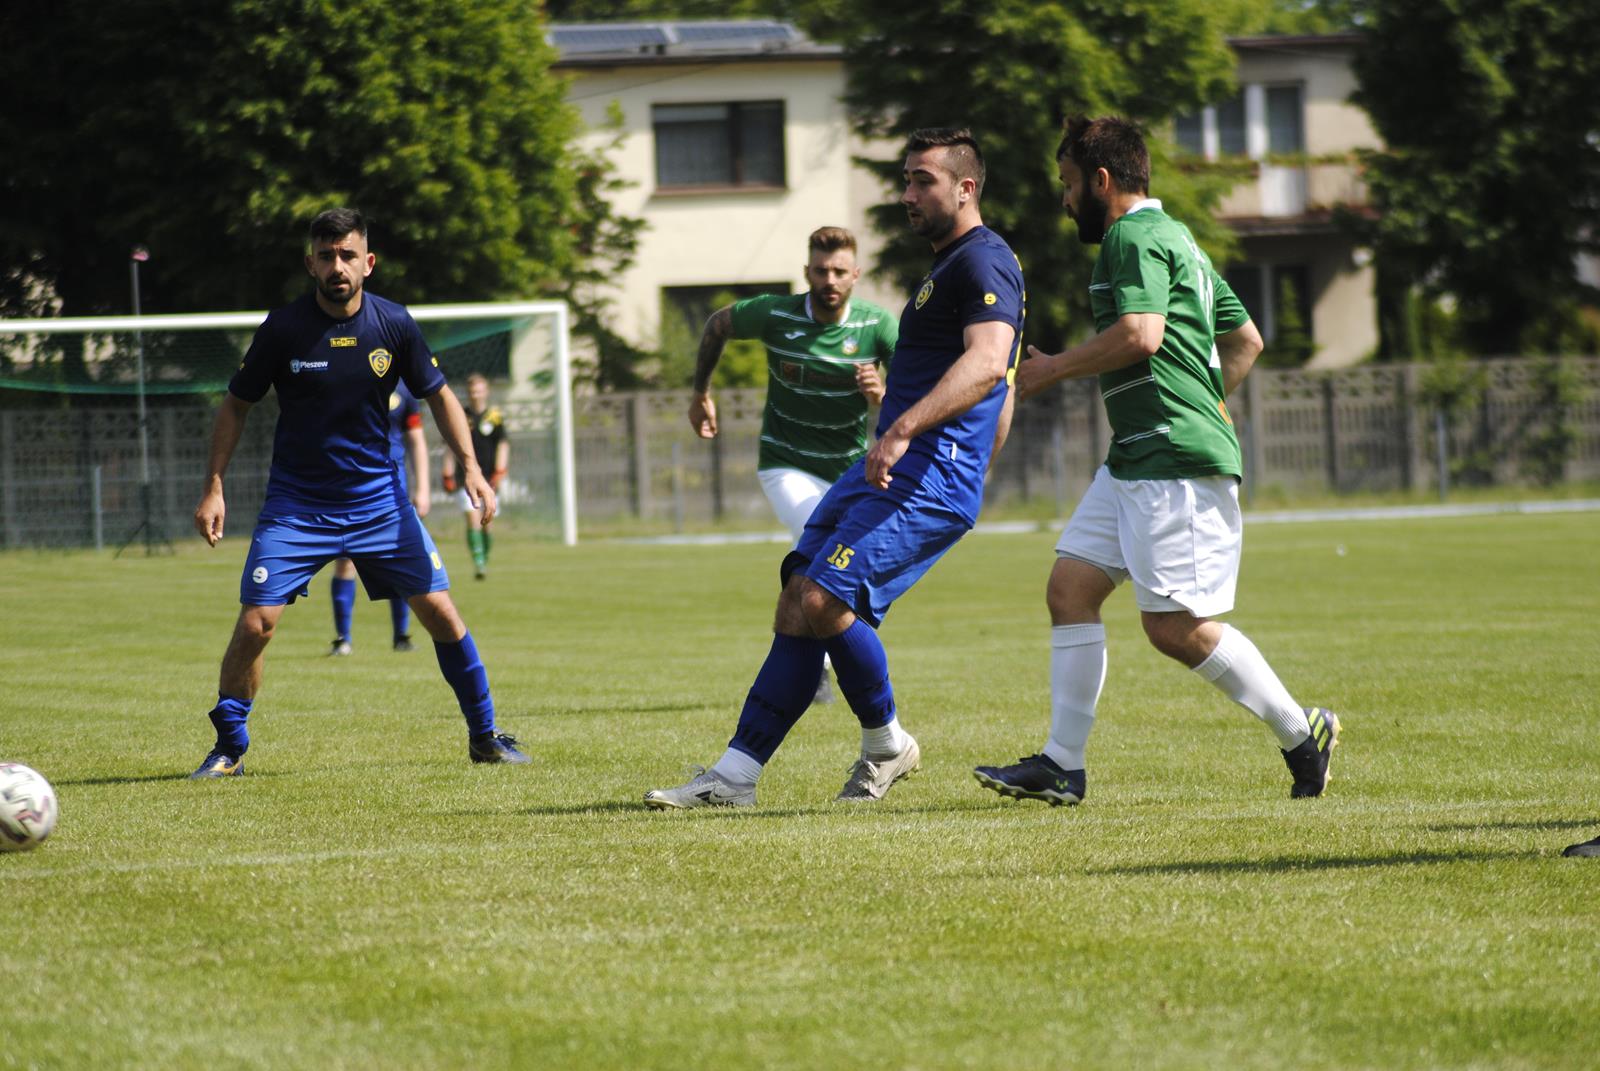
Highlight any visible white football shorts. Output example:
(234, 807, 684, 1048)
(1055, 465, 1243, 617)
(758, 466, 834, 543)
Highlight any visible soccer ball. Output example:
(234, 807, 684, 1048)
(0, 762, 57, 852)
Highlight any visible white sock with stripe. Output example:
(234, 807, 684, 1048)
(1041, 623, 1107, 772)
(1192, 625, 1311, 748)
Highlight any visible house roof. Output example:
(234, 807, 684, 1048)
(549, 20, 841, 67)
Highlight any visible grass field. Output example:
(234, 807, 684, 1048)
(1, 509, 1597, 1070)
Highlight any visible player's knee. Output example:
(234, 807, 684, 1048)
(1141, 613, 1201, 663)
(797, 579, 851, 636)
(410, 594, 465, 641)
(235, 609, 278, 647)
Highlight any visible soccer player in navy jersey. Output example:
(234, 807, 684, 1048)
(188, 207, 529, 778)
(328, 380, 430, 655)
(646, 128, 1025, 808)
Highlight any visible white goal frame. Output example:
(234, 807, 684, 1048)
(0, 300, 578, 545)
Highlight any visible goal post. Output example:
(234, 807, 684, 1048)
(0, 300, 577, 548)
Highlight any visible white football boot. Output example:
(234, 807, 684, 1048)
(836, 733, 921, 802)
(644, 767, 756, 810)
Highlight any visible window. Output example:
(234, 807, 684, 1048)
(1216, 93, 1248, 156)
(1265, 86, 1304, 154)
(1174, 112, 1204, 156)
(1224, 263, 1314, 364)
(653, 101, 785, 189)
(1172, 84, 1303, 161)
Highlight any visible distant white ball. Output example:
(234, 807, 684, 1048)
(0, 762, 57, 852)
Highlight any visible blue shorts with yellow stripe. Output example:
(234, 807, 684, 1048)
(784, 459, 969, 628)
(240, 505, 448, 607)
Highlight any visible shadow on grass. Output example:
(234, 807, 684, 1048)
(441, 797, 1007, 820)
(55, 771, 289, 787)
(1426, 818, 1597, 833)
(1087, 847, 1545, 876)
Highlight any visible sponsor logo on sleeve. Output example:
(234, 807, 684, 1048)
(983, 292, 997, 305)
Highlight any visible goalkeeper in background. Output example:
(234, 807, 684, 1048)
(441, 372, 509, 579)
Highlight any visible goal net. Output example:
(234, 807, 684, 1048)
(0, 301, 576, 549)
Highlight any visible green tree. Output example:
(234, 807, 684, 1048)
(1, 0, 587, 317)
(1351, 1, 1600, 355)
(831, 0, 1242, 353)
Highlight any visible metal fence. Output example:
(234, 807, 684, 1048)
(3, 357, 1597, 548)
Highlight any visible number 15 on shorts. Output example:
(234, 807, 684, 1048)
(825, 543, 854, 570)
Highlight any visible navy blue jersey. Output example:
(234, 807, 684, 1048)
(230, 293, 446, 515)
(877, 226, 1024, 523)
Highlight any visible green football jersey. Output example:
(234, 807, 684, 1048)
(729, 293, 898, 481)
(1090, 202, 1250, 480)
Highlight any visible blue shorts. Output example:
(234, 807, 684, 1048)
(240, 506, 449, 606)
(785, 462, 970, 628)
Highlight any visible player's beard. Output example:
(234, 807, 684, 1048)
(813, 286, 848, 311)
(1073, 184, 1110, 245)
(318, 274, 359, 305)
(908, 199, 957, 244)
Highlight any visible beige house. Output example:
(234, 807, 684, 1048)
(551, 21, 900, 360)
(552, 22, 1380, 369)
(1176, 33, 1380, 368)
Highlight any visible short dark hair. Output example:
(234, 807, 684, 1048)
(1057, 116, 1149, 196)
(309, 207, 368, 245)
(905, 127, 986, 200)
(808, 226, 857, 256)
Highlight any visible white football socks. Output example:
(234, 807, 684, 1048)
(861, 718, 911, 760)
(1192, 624, 1311, 749)
(1042, 623, 1107, 772)
(710, 747, 763, 787)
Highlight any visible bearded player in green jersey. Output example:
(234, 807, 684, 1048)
(973, 116, 1339, 806)
(690, 226, 898, 703)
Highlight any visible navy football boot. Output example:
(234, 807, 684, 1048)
(189, 749, 244, 779)
(972, 753, 1086, 806)
(1281, 707, 1341, 798)
(469, 732, 532, 765)
(1563, 835, 1600, 858)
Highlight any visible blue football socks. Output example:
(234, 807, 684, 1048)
(823, 619, 897, 729)
(390, 598, 410, 642)
(434, 632, 496, 737)
(207, 694, 253, 757)
(728, 633, 826, 763)
(331, 576, 356, 641)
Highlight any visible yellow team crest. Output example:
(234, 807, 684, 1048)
(915, 278, 934, 309)
(368, 348, 393, 376)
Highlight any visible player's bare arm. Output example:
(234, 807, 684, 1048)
(194, 392, 253, 546)
(989, 379, 1018, 467)
(491, 438, 511, 490)
(854, 362, 886, 406)
(426, 386, 497, 525)
(405, 423, 431, 517)
(866, 320, 1015, 489)
(689, 306, 735, 438)
(1017, 312, 1166, 401)
(1217, 319, 1265, 396)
